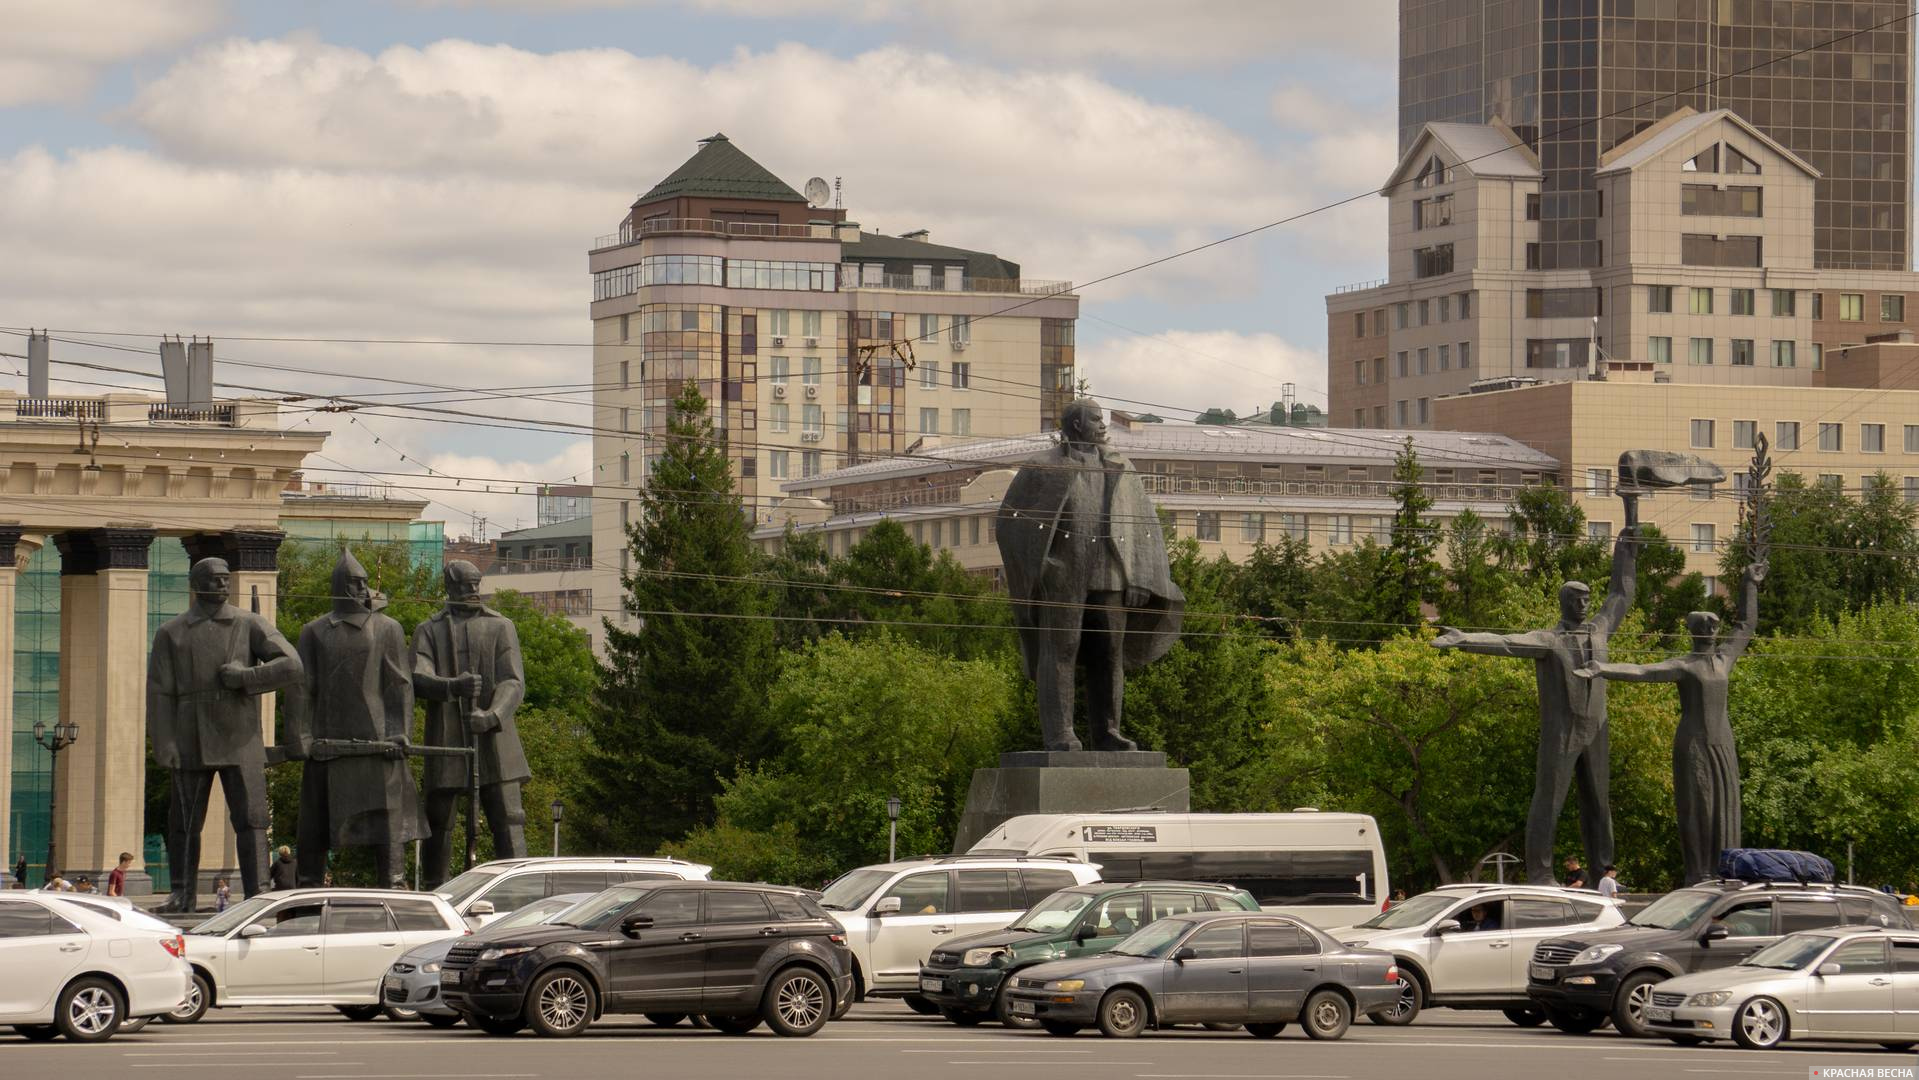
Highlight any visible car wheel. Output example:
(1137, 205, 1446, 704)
(14, 1024, 61, 1041)
(1369, 969, 1422, 1026)
(336, 1004, 384, 1022)
(385, 1007, 420, 1022)
(706, 1013, 763, 1035)
(1302, 990, 1352, 1041)
(765, 967, 832, 1038)
(55, 977, 124, 1043)
(1611, 971, 1663, 1038)
(163, 971, 210, 1024)
(1666, 1035, 1707, 1046)
(1039, 1019, 1083, 1037)
(120, 1017, 151, 1034)
(525, 969, 595, 1038)
(1097, 988, 1149, 1038)
(902, 994, 940, 1015)
(472, 1014, 526, 1036)
(1544, 1003, 1608, 1035)
(645, 1013, 688, 1027)
(994, 982, 1038, 1030)
(1502, 1007, 1546, 1028)
(941, 1006, 986, 1027)
(1731, 996, 1788, 1050)
(420, 1012, 463, 1029)
(1245, 1022, 1286, 1039)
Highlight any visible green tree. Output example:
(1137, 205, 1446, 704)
(1499, 483, 1608, 588)
(1222, 536, 1314, 637)
(1436, 509, 1530, 630)
(1717, 471, 1919, 633)
(587, 382, 777, 853)
(1628, 524, 1707, 642)
(1380, 437, 1442, 629)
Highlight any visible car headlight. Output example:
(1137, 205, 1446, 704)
(1572, 944, 1623, 965)
(961, 948, 1006, 967)
(421, 962, 441, 974)
(1044, 979, 1085, 992)
(477, 946, 534, 962)
(1686, 991, 1732, 1007)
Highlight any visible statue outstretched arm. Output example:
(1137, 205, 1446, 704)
(1432, 627, 1554, 658)
(1723, 560, 1766, 661)
(1595, 524, 1639, 632)
(1578, 657, 1686, 683)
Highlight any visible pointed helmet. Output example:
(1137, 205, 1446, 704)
(332, 546, 370, 615)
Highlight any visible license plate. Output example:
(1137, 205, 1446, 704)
(1010, 1000, 1036, 1016)
(1529, 963, 1556, 981)
(383, 976, 403, 994)
(440, 970, 459, 985)
(919, 976, 943, 993)
(1646, 1007, 1673, 1023)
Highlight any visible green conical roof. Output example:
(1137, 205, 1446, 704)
(635, 133, 805, 204)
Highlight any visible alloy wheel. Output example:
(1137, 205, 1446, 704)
(537, 975, 590, 1032)
(69, 987, 118, 1036)
(1738, 999, 1783, 1047)
(775, 974, 826, 1030)
(1389, 975, 1417, 1020)
(170, 980, 202, 1020)
(1623, 980, 1654, 1028)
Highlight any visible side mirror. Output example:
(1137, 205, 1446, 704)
(240, 923, 268, 939)
(467, 900, 495, 918)
(1432, 919, 1462, 936)
(1817, 962, 1842, 977)
(1704, 924, 1730, 942)
(1171, 946, 1197, 963)
(620, 914, 654, 937)
(873, 897, 902, 917)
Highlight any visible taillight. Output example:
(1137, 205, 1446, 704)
(1382, 898, 1391, 912)
(828, 933, 846, 947)
(161, 934, 186, 958)
(1385, 964, 1398, 985)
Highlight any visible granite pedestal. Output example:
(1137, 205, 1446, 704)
(953, 751, 1190, 851)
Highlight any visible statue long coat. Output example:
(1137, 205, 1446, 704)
(287, 610, 426, 847)
(148, 603, 303, 773)
(412, 607, 531, 794)
(996, 440, 1184, 677)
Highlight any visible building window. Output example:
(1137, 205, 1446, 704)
(919, 407, 938, 435)
(1373, 357, 1386, 382)
(1353, 409, 1366, 427)
(1587, 468, 1611, 496)
(1395, 351, 1409, 377)
(1817, 473, 1842, 491)
(1526, 339, 1592, 369)
(802, 310, 821, 338)
(1681, 234, 1762, 267)
(1771, 340, 1796, 367)
(1393, 302, 1408, 330)
(952, 409, 970, 436)
(769, 450, 788, 478)
(1414, 244, 1454, 278)
(1648, 285, 1673, 313)
(920, 360, 939, 389)
(1373, 309, 1386, 335)
(1417, 348, 1429, 374)
(619, 359, 630, 388)
(1438, 344, 1451, 370)
(740, 455, 757, 478)
(801, 450, 821, 478)
(919, 313, 940, 343)
(1864, 423, 1886, 453)
(1458, 341, 1472, 368)
(1394, 400, 1408, 426)
(802, 404, 823, 434)
(1906, 477, 1919, 504)
(1906, 425, 1919, 454)
(1354, 312, 1366, 338)
(1883, 295, 1906, 321)
(951, 362, 970, 389)
(770, 356, 790, 382)
(1819, 422, 1843, 451)
(1730, 289, 1755, 316)
(619, 407, 630, 432)
(1328, 515, 1353, 545)
(1811, 343, 1825, 370)
(1733, 420, 1756, 449)
(770, 403, 788, 432)
(1525, 192, 1541, 220)
(1681, 184, 1762, 216)
(620, 451, 630, 483)
(1526, 287, 1603, 318)
(802, 356, 821, 384)
(1414, 194, 1454, 229)
(1776, 421, 1800, 450)
(1690, 419, 1715, 448)
(1417, 299, 1430, 325)
(1689, 287, 1714, 314)
(1196, 511, 1221, 541)
(1458, 291, 1472, 318)
(1648, 336, 1672, 363)
(950, 316, 971, 344)
(1811, 292, 1824, 319)
(1772, 289, 1796, 316)
(1417, 397, 1430, 423)
(1373, 404, 1386, 426)
(1279, 513, 1307, 541)
(1689, 338, 1714, 366)
(1840, 293, 1865, 321)
(1525, 243, 1541, 270)
(1691, 523, 1715, 554)
(1240, 513, 1265, 543)
(1730, 339, 1755, 366)
(1439, 297, 1450, 323)
(1353, 359, 1367, 385)
(1588, 521, 1612, 542)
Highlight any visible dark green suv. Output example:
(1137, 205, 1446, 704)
(916, 880, 1261, 1027)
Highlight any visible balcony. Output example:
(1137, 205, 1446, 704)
(487, 555, 593, 576)
(3, 393, 269, 427)
(845, 271, 1073, 296)
(592, 218, 842, 249)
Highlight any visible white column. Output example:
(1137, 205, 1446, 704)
(0, 527, 20, 873)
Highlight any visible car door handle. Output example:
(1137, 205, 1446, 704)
(1300, 967, 1316, 973)
(1228, 969, 1243, 974)
(379, 941, 399, 948)
(1869, 977, 1892, 986)
(1489, 942, 1511, 949)
(303, 945, 321, 952)
(759, 927, 783, 937)
(59, 943, 83, 953)
(679, 933, 703, 942)
(930, 927, 955, 934)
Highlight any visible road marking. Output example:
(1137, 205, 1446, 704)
(946, 1062, 1155, 1067)
(135, 1066, 362, 1071)
(127, 1052, 343, 1057)
(296, 1075, 537, 1079)
(902, 1049, 1096, 1054)
(1137, 1074, 1350, 1078)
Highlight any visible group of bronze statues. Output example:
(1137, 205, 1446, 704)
(147, 552, 528, 912)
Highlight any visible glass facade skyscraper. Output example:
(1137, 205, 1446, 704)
(1400, 0, 1912, 270)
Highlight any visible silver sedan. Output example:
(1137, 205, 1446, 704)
(1643, 927, 1919, 1051)
(384, 894, 592, 1026)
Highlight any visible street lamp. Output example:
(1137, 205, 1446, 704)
(550, 799, 564, 858)
(31, 718, 79, 884)
(885, 795, 902, 863)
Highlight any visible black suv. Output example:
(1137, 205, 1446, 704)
(1527, 880, 1911, 1037)
(441, 881, 854, 1038)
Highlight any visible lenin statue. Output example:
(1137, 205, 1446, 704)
(148, 557, 304, 912)
(286, 548, 426, 888)
(996, 399, 1184, 752)
(412, 560, 531, 889)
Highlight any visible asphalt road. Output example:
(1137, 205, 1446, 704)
(5, 1005, 1914, 1080)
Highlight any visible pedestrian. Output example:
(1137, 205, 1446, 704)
(1597, 864, 1622, 901)
(107, 852, 133, 898)
(1563, 856, 1589, 889)
(74, 875, 95, 893)
(43, 868, 73, 892)
(215, 877, 231, 912)
(1390, 889, 1407, 908)
(11, 854, 24, 888)
(269, 845, 295, 891)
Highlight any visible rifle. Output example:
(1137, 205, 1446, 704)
(267, 739, 477, 765)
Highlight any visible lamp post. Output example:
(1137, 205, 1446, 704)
(885, 795, 902, 863)
(550, 799, 564, 858)
(32, 719, 79, 884)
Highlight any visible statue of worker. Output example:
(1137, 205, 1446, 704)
(148, 557, 304, 912)
(285, 548, 426, 888)
(996, 398, 1184, 752)
(412, 560, 530, 889)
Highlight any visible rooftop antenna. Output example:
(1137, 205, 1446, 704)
(834, 176, 842, 209)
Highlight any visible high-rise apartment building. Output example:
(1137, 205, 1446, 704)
(587, 134, 1077, 637)
(1402, 0, 1911, 270)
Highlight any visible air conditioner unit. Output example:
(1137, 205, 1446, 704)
(802, 431, 823, 442)
(804, 384, 820, 399)
(950, 340, 968, 351)
(772, 384, 788, 399)
(803, 336, 820, 348)
(771, 336, 785, 346)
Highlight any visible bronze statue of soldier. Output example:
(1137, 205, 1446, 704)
(148, 557, 304, 912)
(412, 560, 530, 889)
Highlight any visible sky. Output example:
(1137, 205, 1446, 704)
(0, 0, 1398, 537)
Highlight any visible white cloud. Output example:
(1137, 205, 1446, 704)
(1077, 329, 1327, 420)
(0, 0, 224, 106)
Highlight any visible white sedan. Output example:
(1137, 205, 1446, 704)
(170, 888, 466, 1023)
(1, 892, 191, 1042)
(1644, 927, 1919, 1050)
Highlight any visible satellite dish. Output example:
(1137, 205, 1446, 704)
(804, 177, 831, 207)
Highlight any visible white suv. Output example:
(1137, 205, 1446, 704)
(1337, 883, 1625, 1026)
(1, 892, 191, 1042)
(818, 856, 1101, 1004)
(171, 889, 466, 1023)
(434, 856, 712, 927)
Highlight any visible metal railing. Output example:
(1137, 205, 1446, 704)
(1333, 278, 1388, 294)
(147, 404, 236, 425)
(1137, 475, 1538, 502)
(591, 219, 842, 248)
(488, 556, 593, 575)
(846, 271, 1074, 295)
(15, 397, 105, 419)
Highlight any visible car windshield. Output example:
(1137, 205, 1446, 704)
(189, 895, 274, 936)
(1740, 934, 1834, 971)
(490, 896, 578, 932)
(1354, 892, 1458, 930)
(555, 887, 646, 932)
(1010, 891, 1096, 932)
(1110, 919, 1192, 958)
(435, 868, 503, 906)
(818, 868, 894, 911)
(1628, 889, 1717, 930)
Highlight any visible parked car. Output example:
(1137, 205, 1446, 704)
(384, 893, 592, 1026)
(1527, 879, 1912, 1037)
(1642, 927, 1919, 1050)
(919, 880, 1260, 1027)
(169, 888, 466, 1023)
(1, 892, 191, 1042)
(818, 855, 1100, 1007)
(968, 811, 1389, 928)
(1004, 910, 1397, 1039)
(1336, 883, 1625, 1027)
(441, 880, 854, 1038)
(434, 856, 711, 928)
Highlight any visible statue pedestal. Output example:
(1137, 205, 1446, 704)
(953, 751, 1190, 851)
